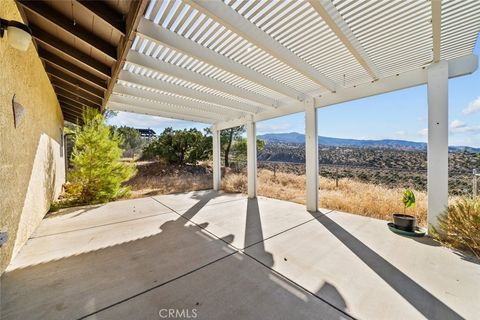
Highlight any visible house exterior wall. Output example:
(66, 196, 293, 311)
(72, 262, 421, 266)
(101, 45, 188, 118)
(0, 0, 65, 274)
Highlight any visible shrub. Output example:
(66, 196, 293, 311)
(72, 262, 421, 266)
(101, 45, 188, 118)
(142, 127, 211, 164)
(114, 125, 145, 157)
(66, 108, 137, 204)
(432, 197, 480, 259)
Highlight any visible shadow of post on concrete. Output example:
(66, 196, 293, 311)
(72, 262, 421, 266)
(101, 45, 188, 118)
(315, 214, 463, 320)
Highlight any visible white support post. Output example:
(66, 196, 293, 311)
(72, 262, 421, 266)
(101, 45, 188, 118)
(212, 127, 221, 191)
(427, 61, 449, 230)
(247, 120, 257, 198)
(305, 98, 318, 212)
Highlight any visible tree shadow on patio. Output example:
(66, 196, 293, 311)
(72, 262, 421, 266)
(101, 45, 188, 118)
(2, 192, 352, 320)
(316, 282, 348, 315)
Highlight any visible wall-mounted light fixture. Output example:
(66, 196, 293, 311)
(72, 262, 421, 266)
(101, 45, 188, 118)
(0, 18, 32, 51)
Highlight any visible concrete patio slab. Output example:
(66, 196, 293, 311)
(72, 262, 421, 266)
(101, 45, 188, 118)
(2, 211, 236, 319)
(176, 196, 328, 249)
(151, 189, 246, 212)
(2, 193, 478, 320)
(245, 210, 480, 320)
(7, 211, 180, 270)
(86, 253, 351, 320)
(33, 197, 172, 237)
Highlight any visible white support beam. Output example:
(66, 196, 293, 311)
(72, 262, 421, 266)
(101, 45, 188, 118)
(109, 94, 227, 122)
(247, 119, 257, 198)
(126, 51, 278, 109)
(186, 0, 338, 92)
(119, 70, 258, 114)
(212, 127, 221, 191)
(432, 0, 442, 62)
(305, 98, 318, 212)
(114, 84, 244, 118)
(138, 18, 305, 101)
(215, 54, 478, 130)
(427, 60, 448, 231)
(308, 0, 381, 80)
(107, 102, 215, 124)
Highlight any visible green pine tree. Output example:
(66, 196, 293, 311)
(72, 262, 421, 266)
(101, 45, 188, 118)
(67, 108, 136, 203)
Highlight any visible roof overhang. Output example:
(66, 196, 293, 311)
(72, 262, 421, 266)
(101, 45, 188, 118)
(16, 0, 150, 124)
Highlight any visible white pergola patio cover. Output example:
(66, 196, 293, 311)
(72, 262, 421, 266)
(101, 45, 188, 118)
(106, 0, 480, 229)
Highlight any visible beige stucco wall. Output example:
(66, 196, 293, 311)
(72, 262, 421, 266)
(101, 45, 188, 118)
(0, 0, 65, 274)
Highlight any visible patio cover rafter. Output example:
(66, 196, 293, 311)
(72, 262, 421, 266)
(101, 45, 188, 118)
(109, 102, 215, 124)
(432, 0, 442, 63)
(30, 24, 112, 77)
(126, 51, 278, 109)
(137, 18, 306, 101)
(58, 97, 87, 112)
(76, 0, 126, 34)
(114, 84, 246, 118)
(38, 48, 108, 90)
(50, 77, 103, 106)
(53, 86, 101, 110)
(118, 70, 258, 114)
(44, 63, 105, 99)
(215, 54, 478, 130)
(18, 0, 117, 60)
(108, 96, 223, 123)
(185, 0, 339, 92)
(307, 0, 382, 80)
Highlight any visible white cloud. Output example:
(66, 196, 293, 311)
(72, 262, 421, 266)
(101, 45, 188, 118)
(418, 128, 428, 138)
(450, 119, 467, 130)
(462, 97, 480, 115)
(449, 119, 480, 133)
(256, 122, 295, 133)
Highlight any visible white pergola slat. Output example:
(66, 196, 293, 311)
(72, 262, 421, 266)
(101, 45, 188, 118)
(108, 101, 217, 124)
(106, 0, 480, 228)
(109, 94, 227, 122)
(118, 69, 259, 114)
(137, 18, 306, 101)
(126, 51, 278, 108)
(214, 54, 478, 131)
(114, 84, 245, 118)
(307, 0, 381, 80)
(185, 0, 339, 92)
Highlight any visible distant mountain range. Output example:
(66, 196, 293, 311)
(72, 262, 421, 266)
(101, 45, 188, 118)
(258, 132, 480, 152)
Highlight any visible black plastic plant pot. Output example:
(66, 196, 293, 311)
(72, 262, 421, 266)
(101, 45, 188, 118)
(392, 213, 417, 232)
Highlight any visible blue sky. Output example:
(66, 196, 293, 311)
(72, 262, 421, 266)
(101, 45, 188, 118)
(109, 35, 480, 147)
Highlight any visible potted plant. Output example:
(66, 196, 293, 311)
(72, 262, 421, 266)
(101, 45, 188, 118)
(392, 189, 417, 232)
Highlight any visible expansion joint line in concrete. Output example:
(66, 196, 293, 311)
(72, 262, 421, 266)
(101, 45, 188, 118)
(242, 210, 335, 250)
(152, 196, 355, 319)
(31, 211, 173, 239)
(76, 251, 238, 320)
(79, 197, 353, 319)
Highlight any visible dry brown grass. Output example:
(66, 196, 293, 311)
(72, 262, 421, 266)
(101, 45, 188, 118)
(129, 175, 212, 198)
(223, 169, 429, 226)
(126, 161, 212, 197)
(126, 162, 463, 227)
